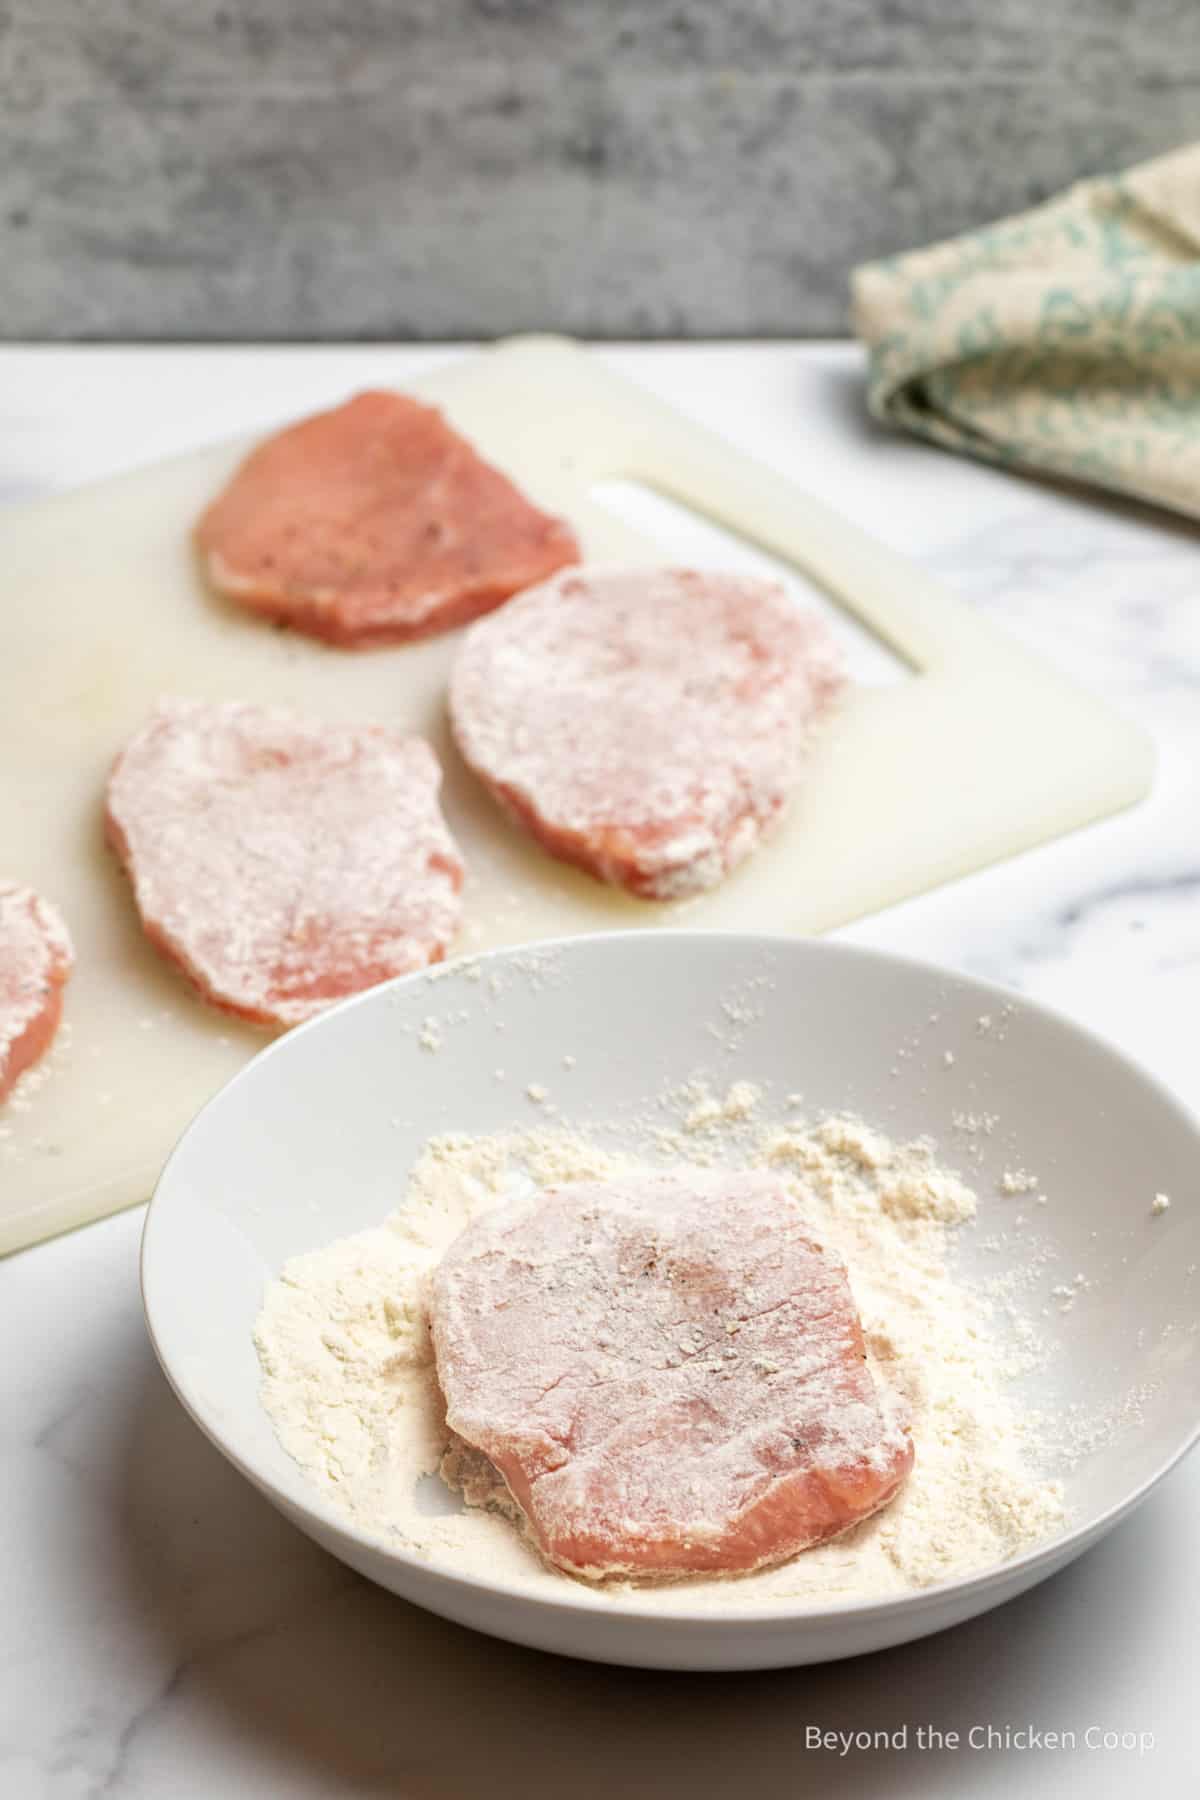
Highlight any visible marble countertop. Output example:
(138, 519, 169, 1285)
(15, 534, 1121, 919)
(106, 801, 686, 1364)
(1, 344, 1197, 1798)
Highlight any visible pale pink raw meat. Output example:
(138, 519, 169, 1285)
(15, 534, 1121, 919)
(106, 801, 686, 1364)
(0, 884, 74, 1103)
(194, 391, 581, 646)
(105, 699, 464, 1028)
(449, 567, 846, 900)
(429, 1169, 912, 1579)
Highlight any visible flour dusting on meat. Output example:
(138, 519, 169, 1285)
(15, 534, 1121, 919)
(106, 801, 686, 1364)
(450, 568, 845, 899)
(255, 1111, 1066, 1606)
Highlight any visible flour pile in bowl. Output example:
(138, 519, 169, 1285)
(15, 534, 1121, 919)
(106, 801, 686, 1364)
(253, 1096, 1066, 1608)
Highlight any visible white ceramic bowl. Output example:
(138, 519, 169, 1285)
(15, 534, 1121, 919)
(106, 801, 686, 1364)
(141, 933, 1200, 1671)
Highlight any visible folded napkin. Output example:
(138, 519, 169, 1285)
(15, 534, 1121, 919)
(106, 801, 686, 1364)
(852, 143, 1200, 520)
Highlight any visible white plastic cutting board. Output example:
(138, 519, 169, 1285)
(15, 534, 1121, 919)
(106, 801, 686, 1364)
(0, 335, 1152, 1253)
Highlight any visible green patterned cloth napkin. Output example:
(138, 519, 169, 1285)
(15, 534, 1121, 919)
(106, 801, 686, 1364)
(851, 143, 1200, 518)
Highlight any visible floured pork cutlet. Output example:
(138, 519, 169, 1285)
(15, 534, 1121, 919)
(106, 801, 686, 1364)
(429, 1168, 912, 1580)
(0, 882, 74, 1103)
(450, 567, 846, 900)
(105, 698, 464, 1028)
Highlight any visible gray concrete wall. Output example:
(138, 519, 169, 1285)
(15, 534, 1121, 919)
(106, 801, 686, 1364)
(2, 1, 1197, 339)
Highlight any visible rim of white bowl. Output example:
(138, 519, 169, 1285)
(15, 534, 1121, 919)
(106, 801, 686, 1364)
(141, 930, 1200, 1629)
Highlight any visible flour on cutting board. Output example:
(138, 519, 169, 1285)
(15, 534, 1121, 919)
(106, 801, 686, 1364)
(255, 1089, 1070, 1609)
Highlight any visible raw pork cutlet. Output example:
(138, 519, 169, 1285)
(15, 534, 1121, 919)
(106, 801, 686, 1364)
(0, 883, 74, 1104)
(429, 1168, 912, 1580)
(194, 391, 580, 647)
(449, 567, 846, 900)
(105, 699, 464, 1029)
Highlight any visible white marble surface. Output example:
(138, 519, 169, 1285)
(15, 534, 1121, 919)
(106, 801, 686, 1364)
(1, 344, 1197, 1797)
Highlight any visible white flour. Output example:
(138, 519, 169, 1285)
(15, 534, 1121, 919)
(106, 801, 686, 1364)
(254, 1099, 1066, 1608)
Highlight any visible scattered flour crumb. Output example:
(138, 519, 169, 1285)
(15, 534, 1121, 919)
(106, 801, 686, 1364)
(418, 1018, 442, 1053)
(1151, 1193, 1171, 1217)
(954, 1110, 999, 1136)
(684, 1080, 761, 1131)
(723, 1080, 759, 1119)
(526, 1083, 549, 1105)
(999, 1169, 1038, 1196)
(1049, 1272, 1091, 1314)
(1058, 1381, 1160, 1470)
(811, 1116, 891, 1170)
(879, 1167, 977, 1227)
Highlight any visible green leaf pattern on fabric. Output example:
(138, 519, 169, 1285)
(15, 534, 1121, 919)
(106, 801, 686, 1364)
(851, 144, 1200, 518)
